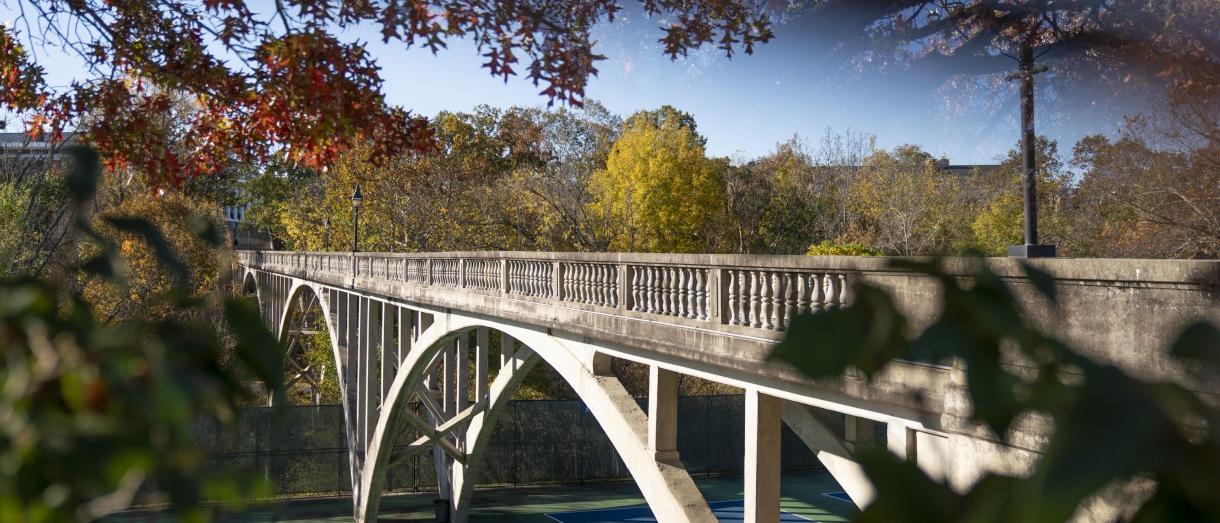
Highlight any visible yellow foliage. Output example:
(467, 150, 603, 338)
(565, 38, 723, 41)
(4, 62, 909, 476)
(587, 114, 725, 253)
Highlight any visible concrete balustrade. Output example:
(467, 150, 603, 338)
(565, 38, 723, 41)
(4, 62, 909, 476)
(237, 250, 1218, 523)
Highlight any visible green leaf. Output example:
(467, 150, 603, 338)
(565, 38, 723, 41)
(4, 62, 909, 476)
(1169, 322, 1220, 370)
(1019, 262, 1057, 304)
(770, 284, 908, 379)
(223, 297, 286, 407)
(856, 448, 958, 522)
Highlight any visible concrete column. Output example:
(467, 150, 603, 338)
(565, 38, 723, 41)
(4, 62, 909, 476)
(380, 303, 395, 405)
(845, 415, 876, 453)
(397, 306, 412, 365)
(500, 333, 515, 371)
(647, 366, 680, 463)
(361, 298, 379, 449)
(443, 340, 456, 417)
(887, 422, 915, 462)
(343, 292, 361, 490)
(456, 334, 470, 415)
(744, 389, 781, 523)
(475, 328, 489, 401)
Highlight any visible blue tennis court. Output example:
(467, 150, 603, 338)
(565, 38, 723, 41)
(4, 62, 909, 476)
(547, 499, 815, 522)
(822, 491, 852, 503)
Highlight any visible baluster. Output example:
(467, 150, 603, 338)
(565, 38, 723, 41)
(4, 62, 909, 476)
(797, 273, 810, 314)
(775, 273, 789, 330)
(679, 268, 689, 318)
(695, 270, 707, 320)
(681, 269, 692, 319)
(576, 264, 584, 303)
(685, 268, 696, 318)
(631, 267, 641, 310)
(640, 267, 651, 312)
(563, 264, 572, 301)
(835, 273, 849, 308)
(732, 270, 741, 324)
(653, 267, 663, 314)
(604, 265, 613, 306)
(783, 273, 797, 328)
(668, 269, 678, 314)
(669, 268, 678, 316)
(592, 265, 601, 305)
(652, 267, 662, 313)
(814, 273, 828, 311)
(745, 271, 757, 327)
(727, 271, 739, 325)
(657, 268, 666, 314)
(762, 272, 775, 330)
(583, 264, 591, 303)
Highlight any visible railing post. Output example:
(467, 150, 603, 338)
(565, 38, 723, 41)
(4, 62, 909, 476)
(552, 261, 562, 300)
(617, 263, 629, 311)
(425, 259, 433, 286)
(499, 258, 509, 293)
(458, 259, 467, 288)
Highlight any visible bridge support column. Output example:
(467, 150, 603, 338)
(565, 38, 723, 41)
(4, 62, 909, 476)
(744, 389, 781, 523)
(845, 415, 876, 452)
(781, 402, 874, 508)
(647, 366, 680, 463)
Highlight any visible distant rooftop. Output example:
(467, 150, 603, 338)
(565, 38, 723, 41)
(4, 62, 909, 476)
(0, 132, 78, 147)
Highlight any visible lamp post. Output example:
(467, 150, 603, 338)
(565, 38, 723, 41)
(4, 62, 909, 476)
(1006, 37, 1055, 258)
(351, 184, 363, 254)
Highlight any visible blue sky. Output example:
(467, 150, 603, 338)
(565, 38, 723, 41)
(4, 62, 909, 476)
(366, 7, 1148, 164)
(6, 4, 1150, 164)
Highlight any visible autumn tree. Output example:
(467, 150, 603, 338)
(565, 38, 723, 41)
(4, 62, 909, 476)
(588, 108, 726, 253)
(969, 138, 1071, 256)
(1067, 124, 1220, 259)
(789, 1, 1219, 115)
(844, 145, 971, 256)
(499, 102, 623, 251)
(0, 0, 772, 184)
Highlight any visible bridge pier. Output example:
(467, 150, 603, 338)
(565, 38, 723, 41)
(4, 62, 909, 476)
(647, 366, 680, 464)
(744, 389, 782, 523)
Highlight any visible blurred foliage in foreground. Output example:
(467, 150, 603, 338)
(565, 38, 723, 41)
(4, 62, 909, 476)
(0, 147, 284, 522)
(772, 259, 1220, 521)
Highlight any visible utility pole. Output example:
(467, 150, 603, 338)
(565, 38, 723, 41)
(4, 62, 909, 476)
(1007, 37, 1056, 258)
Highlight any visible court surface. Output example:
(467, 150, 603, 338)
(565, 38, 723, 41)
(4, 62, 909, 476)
(547, 499, 817, 522)
(103, 470, 858, 522)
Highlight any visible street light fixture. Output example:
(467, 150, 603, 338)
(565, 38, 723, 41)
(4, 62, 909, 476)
(351, 184, 363, 254)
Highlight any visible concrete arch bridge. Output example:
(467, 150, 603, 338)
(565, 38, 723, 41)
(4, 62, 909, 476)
(235, 250, 1218, 522)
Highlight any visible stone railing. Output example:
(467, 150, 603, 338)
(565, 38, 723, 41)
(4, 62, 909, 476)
(236, 250, 855, 333)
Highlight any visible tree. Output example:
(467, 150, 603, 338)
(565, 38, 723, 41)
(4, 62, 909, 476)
(844, 145, 971, 255)
(0, 147, 284, 521)
(722, 159, 773, 254)
(969, 137, 1070, 256)
(754, 137, 829, 254)
(0, 0, 772, 182)
(499, 102, 623, 251)
(789, 1, 1219, 104)
(1067, 125, 1220, 259)
(587, 109, 726, 253)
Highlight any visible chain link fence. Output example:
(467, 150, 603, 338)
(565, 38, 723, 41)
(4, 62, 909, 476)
(194, 395, 822, 499)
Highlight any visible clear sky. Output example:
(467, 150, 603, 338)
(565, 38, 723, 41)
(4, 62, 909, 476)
(6, 3, 1152, 165)
(363, 6, 1149, 165)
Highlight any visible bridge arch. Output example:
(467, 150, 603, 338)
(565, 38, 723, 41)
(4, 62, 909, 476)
(357, 312, 716, 523)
